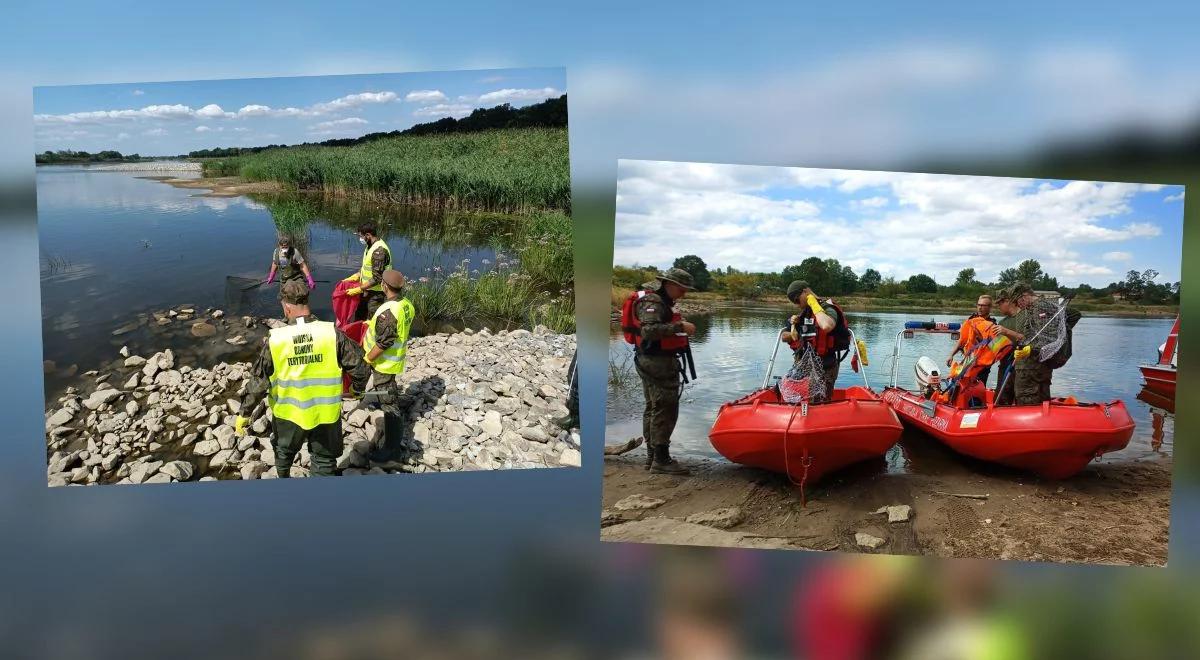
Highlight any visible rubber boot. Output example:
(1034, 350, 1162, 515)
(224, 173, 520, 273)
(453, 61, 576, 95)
(368, 394, 409, 463)
(650, 444, 690, 475)
(552, 414, 579, 430)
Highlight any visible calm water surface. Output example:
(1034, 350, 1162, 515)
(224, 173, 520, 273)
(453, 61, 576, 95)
(607, 303, 1174, 472)
(38, 167, 501, 395)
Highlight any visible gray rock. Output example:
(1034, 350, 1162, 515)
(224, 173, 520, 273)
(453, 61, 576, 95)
(129, 460, 163, 485)
(519, 426, 551, 443)
(46, 408, 74, 429)
(124, 355, 147, 367)
(82, 388, 122, 410)
(482, 410, 503, 437)
(873, 504, 912, 523)
(240, 461, 269, 480)
(193, 439, 222, 456)
(210, 449, 234, 468)
(855, 532, 886, 549)
(160, 460, 195, 481)
(557, 447, 582, 467)
(125, 400, 139, 416)
(686, 508, 744, 529)
(614, 494, 667, 511)
(347, 409, 370, 428)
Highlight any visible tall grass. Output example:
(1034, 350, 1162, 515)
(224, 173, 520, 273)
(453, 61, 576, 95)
(203, 128, 570, 214)
(406, 262, 575, 334)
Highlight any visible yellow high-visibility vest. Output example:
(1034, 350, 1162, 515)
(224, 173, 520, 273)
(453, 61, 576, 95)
(358, 238, 391, 292)
(267, 319, 342, 429)
(364, 298, 414, 375)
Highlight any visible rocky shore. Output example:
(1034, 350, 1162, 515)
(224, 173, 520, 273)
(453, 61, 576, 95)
(90, 161, 202, 172)
(45, 310, 579, 486)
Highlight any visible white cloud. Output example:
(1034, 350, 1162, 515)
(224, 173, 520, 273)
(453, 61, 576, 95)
(477, 87, 563, 105)
(309, 117, 368, 131)
(413, 103, 474, 119)
(852, 196, 888, 209)
(34, 90, 401, 126)
(142, 128, 167, 136)
(1102, 251, 1133, 262)
(614, 160, 1179, 285)
(194, 125, 223, 133)
(115, 132, 130, 141)
(196, 103, 232, 119)
(404, 90, 447, 103)
(1165, 191, 1185, 202)
(310, 91, 398, 114)
(131, 89, 144, 96)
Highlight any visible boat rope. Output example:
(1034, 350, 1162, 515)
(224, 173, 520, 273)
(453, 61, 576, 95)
(781, 402, 813, 507)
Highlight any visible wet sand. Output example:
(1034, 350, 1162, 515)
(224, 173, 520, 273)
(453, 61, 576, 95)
(600, 443, 1171, 566)
(148, 175, 284, 197)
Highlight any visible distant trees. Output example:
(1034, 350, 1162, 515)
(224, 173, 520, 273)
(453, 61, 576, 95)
(997, 259, 1058, 290)
(673, 254, 712, 291)
(905, 273, 939, 293)
(859, 268, 882, 292)
(36, 150, 139, 164)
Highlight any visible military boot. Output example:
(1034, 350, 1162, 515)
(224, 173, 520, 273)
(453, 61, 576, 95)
(368, 393, 411, 463)
(552, 414, 579, 430)
(645, 442, 655, 470)
(650, 444, 690, 475)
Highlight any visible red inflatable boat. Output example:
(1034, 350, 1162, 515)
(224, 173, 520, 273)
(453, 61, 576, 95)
(1139, 316, 1178, 399)
(881, 387, 1134, 479)
(709, 385, 903, 484)
(882, 320, 1135, 479)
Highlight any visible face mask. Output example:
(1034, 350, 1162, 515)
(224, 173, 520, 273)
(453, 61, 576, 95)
(358, 236, 367, 245)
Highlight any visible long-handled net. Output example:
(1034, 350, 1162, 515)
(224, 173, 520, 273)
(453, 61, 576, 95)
(1025, 297, 1070, 365)
(779, 346, 827, 405)
(224, 276, 271, 316)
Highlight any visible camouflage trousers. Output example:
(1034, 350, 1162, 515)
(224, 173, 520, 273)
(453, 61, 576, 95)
(272, 418, 342, 477)
(636, 353, 682, 449)
(1014, 361, 1052, 406)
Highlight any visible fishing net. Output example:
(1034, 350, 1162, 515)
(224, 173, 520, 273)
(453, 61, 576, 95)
(224, 276, 272, 317)
(779, 346, 827, 405)
(1025, 298, 1069, 364)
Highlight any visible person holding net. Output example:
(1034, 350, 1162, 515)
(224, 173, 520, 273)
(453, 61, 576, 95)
(1010, 282, 1081, 405)
(265, 236, 315, 296)
(780, 280, 848, 404)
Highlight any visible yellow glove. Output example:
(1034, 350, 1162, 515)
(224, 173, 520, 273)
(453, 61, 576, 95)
(346, 287, 362, 297)
(806, 294, 825, 316)
(235, 415, 249, 436)
(342, 272, 361, 283)
(1014, 345, 1032, 361)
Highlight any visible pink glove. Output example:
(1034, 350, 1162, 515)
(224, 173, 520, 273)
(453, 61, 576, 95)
(306, 275, 316, 290)
(265, 272, 276, 284)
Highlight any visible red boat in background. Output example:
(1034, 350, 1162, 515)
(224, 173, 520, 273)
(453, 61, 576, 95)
(1139, 316, 1179, 399)
(881, 320, 1134, 479)
(708, 329, 902, 493)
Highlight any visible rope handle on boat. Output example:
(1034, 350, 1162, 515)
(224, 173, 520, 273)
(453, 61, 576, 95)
(782, 403, 813, 507)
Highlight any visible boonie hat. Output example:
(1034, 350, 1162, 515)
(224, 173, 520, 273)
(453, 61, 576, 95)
(659, 267, 695, 290)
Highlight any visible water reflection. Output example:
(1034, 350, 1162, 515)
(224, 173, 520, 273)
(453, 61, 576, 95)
(608, 303, 1175, 468)
(38, 169, 519, 396)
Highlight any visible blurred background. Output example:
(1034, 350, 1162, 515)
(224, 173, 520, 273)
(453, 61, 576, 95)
(1, 1, 1198, 657)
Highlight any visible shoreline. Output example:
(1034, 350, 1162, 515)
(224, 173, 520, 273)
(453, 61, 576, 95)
(600, 451, 1171, 565)
(46, 308, 579, 485)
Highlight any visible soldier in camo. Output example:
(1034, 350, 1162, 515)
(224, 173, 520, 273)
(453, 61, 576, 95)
(1010, 282, 1081, 405)
(633, 268, 697, 475)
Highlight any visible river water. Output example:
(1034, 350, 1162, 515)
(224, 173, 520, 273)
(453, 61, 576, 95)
(607, 303, 1174, 472)
(37, 166, 502, 396)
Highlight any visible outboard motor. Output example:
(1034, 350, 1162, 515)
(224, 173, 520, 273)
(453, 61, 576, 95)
(914, 356, 941, 398)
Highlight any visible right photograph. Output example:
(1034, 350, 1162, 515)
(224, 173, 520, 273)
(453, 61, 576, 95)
(602, 160, 1183, 566)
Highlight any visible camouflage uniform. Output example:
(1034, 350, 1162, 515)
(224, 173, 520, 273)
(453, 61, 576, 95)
(1013, 294, 1081, 405)
(634, 283, 685, 454)
(240, 312, 371, 477)
(994, 314, 1021, 405)
(354, 241, 392, 322)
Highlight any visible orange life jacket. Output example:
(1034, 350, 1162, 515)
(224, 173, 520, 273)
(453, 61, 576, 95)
(620, 289, 689, 354)
(786, 301, 851, 358)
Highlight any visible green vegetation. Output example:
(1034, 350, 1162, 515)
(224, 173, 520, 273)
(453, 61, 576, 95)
(36, 150, 140, 164)
(614, 256, 1178, 316)
(203, 127, 569, 213)
(673, 254, 712, 291)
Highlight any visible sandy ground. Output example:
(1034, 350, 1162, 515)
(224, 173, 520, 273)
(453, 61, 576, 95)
(600, 445, 1171, 566)
(146, 175, 284, 197)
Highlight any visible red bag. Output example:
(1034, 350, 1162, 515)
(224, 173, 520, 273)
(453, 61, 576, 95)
(331, 279, 361, 329)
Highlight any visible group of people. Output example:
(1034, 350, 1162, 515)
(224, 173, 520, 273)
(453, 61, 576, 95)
(625, 270, 1084, 478)
(947, 284, 1080, 406)
(233, 223, 414, 478)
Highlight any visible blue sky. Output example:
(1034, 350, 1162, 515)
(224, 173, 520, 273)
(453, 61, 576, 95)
(33, 67, 565, 155)
(615, 161, 1185, 287)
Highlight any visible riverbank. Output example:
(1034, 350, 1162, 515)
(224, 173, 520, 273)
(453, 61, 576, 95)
(202, 127, 570, 214)
(153, 174, 283, 197)
(92, 161, 202, 172)
(46, 311, 579, 485)
(600, 451, 1170, 565)
(619, 289, 1177, 319)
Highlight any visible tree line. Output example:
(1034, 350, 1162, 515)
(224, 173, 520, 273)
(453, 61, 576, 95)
(615, 256, 1180, 305)
(36, 150, 140, 164)
(186, 95, 567, 158)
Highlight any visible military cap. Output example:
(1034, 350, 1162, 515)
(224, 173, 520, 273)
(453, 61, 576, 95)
(994, 285, 1013, 302)
(382, 269, 406, 290)
(786, 280, 811, 302)
(659, 267, 696, 290)
(280, 279, 310, 305)
(1009, 281, 1033, 297)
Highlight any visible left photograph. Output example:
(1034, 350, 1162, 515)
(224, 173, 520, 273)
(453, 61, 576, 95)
(38, 67, 578, 486)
